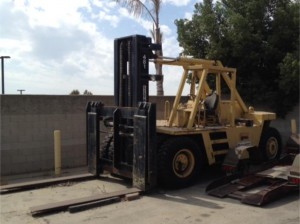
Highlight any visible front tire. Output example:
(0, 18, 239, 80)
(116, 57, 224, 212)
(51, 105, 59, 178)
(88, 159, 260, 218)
(158, 137, 201, 188)
(259, 127, 282, 161)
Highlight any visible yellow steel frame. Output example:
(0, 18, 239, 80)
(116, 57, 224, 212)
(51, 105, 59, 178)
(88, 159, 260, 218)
(155, 57, 248, 129)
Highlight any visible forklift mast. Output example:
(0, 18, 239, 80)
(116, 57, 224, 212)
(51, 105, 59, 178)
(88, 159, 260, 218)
(114, 35, 154, 107)
(86, 35, 160, 191)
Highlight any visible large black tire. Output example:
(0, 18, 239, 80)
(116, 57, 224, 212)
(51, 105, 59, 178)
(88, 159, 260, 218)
(100, 134, 114, 160)
(259, 127, 282, 161)
(158, 137, 201, 188)
(100, 134, 133, 165)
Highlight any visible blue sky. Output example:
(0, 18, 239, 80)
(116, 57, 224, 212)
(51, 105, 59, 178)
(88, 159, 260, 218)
(0, 0, 198, 95)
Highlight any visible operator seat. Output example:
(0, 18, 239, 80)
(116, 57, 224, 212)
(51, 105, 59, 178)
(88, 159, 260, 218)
(204, 92, 219, 116)
(199, 92, 219, 126)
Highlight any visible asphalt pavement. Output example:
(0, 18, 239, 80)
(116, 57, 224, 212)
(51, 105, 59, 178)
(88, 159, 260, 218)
(0, 167, 299, 224)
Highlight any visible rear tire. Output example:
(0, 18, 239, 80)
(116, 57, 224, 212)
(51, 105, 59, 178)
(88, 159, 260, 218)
(100, 134, 114, 160)
(259, 127, 282, 161)
(158, 137, 201, 188)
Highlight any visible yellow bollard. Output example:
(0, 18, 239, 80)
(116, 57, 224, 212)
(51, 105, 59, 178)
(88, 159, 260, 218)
(54, 130, 61, 176)
(291, 119, 297, 135)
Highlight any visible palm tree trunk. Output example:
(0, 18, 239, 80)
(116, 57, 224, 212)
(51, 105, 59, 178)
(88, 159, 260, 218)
(155, 27, 164, 96)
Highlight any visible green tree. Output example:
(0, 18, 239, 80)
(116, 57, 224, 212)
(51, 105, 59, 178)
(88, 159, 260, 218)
(83, 90, 93, 95)
(70, 89, 80, 95)
(69, 89, 93, 95)
(175, 0, 299, 117)
(115, 0, 164, 96)
(276, 52, 300, 115)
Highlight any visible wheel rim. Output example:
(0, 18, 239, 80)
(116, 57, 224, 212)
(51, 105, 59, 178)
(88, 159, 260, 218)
(266, 137, 279, 160)
(172, 149, 195, 178)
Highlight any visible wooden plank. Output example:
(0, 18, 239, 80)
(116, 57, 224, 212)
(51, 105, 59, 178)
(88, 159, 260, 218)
(0, 173, 95, 194)
(30, 188, 141, 216)
(68, 197, 121, 213)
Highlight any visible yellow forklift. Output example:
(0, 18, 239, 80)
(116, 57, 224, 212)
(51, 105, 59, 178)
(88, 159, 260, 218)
(86, 35, 281, 191)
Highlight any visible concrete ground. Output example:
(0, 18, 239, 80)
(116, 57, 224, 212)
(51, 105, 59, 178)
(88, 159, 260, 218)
(0, 167, 299, 224)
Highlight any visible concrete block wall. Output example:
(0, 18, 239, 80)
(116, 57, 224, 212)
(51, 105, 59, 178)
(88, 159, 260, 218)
(0, 95, 176, 176)
(0, 95, 112, 176)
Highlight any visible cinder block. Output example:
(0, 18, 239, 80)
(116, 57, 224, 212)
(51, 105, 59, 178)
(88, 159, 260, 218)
(40, 159, 53, 170)
(1, 143, 11, 151)
(125, 193, 140, 201)
(1, 164, 12, 176)
(10, 153, 27, 164)
(22, 147, 36, 156)
(26, 153, 41, 163)
(19, 131, 32, 143)
(77, 147, 86, 157)
(28, 161, 43, 172)
(10, 162, 27, 174)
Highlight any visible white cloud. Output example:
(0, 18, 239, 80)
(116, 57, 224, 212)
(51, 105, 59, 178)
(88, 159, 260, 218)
(163, 0, 192, 6)
(160, 24, 172, 36)
(97, 11, 120, 27)
(118, 7, 131, 17)
(184, 12, 193, 20)
(13, 0, 90, 28)
(1, 0, 188, 95)
(1, 0, 116, 94)
(0, 39, 32, 56)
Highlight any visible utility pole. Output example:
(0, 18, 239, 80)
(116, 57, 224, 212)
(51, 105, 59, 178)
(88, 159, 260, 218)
(17, 89, 25, 95)
(1, 56, 11, 94)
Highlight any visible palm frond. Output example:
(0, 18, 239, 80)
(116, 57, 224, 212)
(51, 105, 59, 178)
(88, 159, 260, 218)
(150, 0, 162, 17)
(114, 0, 145, 18)
(115, 0, 160, 23)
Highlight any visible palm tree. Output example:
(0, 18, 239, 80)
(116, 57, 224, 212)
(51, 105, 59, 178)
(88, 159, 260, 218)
(115, 0, 164, 96)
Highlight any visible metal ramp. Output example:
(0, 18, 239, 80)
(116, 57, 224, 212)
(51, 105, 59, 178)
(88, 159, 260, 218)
(206, 163, 299, 206)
